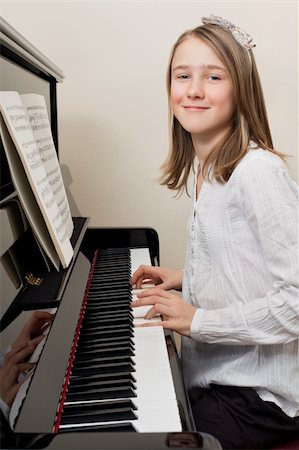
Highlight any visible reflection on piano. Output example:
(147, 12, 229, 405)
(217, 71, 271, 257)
(0, 17, 221, 450)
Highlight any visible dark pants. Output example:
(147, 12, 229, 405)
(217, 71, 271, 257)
(188, 385, 299, 450)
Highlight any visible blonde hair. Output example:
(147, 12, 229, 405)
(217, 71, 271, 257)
(160, 23, 284, 194)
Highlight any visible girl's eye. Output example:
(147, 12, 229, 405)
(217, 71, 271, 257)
(208, 75, 220, 81)
(177, 74, 189, 80)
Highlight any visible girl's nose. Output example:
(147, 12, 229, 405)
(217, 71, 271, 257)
(187, 79, 204, 99)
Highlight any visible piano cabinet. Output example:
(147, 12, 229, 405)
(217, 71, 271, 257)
(1, 225, 222, 450)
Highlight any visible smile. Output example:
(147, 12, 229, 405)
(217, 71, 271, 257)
(183, 106, 210, 111)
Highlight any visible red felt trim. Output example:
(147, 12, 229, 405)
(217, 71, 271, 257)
(53, 250, 99, 433)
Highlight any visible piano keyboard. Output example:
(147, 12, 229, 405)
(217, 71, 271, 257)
(13, 247, 182, 434)
(56, 247, 181, 433)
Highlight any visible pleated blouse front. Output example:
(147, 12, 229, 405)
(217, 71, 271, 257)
(181, 148, 299, 417)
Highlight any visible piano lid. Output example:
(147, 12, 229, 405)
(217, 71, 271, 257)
(0, 17, 64, 82)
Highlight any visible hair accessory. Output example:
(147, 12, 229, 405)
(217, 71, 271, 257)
(201, 14, 256, 51)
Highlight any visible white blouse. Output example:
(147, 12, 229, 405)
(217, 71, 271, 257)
(181, 148, 299, 417)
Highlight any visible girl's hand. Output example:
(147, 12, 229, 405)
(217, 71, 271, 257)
(131, 287, 196, 337)
(11, 311, 54, 351)
(0, 335, 43, 406)
(131, 266, 183, 291)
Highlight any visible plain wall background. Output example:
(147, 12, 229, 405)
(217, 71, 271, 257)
(1, 0, 298, 270)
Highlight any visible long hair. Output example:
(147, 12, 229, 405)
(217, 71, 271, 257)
(160, 23, 284, 195)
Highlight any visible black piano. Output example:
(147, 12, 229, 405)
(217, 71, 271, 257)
(0, 18, 221, 450)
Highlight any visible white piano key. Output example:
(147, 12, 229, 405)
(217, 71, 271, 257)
(132, 326, 182, 432)
(130, 248, 182, 432)
(130, 248, 152, 276)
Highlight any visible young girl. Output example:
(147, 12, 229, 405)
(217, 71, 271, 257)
(131, 15, 299, 449)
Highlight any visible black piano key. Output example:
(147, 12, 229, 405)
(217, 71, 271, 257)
(66, 385, 136, 401)
(73, 355, 135, 369)
(75, 346, 134, 361)
(80, 321, 133, 332)
(73, 353, 135, 365)
(62, 398, 137, 413)
(89, 282, 131, 291)
(92, 270, 130, 277)
(95, 251, 129, 257)
(67, 377, 135, 390)
(76, 336, 134, 347)
(96, 252, 130, 260)
(67, 375, 135, 389)
(59, 422, 136, 432)
(77, 328, 133, 343)
(96, 250, 130, 256)
(87, 291, 131, 299)
(92, 270, 129, 277)
(94, 255, 130, 261)
(80, 321, 133, 330)
(61, 407, 137, 424)
(99, 247, 130, 253)
(78, 332, 133, 345)
(91, 284, 130, 290)
(100, 247, 130, 252)
(92, 271, 131, 279)
(86, 297, 132, 305)
(84, 308, 133, 316)
(93, 261, 130, 269)
(87, 291, 131, 298)
(84, 304, 132, 313)
(82, 315, 133, 324)
(89, 282, 132, 295)
(69, 371, 136, 385)
(83, 310, 133, 320)
(91, 271, 130, 279)
(83, 314, 133, 326)
(94, 258, 130, 267)
(76, 337, 134, 351)
(93, 283, 131, 292)
(71, 361, 136, 376)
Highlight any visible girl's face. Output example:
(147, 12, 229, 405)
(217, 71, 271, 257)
(170, 36, 235, 143)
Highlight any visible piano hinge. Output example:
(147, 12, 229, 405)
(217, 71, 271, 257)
(24, 272, 43, 286)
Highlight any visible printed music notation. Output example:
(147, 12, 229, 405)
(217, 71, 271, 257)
(0, 91, 73, 269)
(21, 94, 73, 239)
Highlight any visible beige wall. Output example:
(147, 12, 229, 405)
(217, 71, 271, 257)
(1, 1, 298, 270)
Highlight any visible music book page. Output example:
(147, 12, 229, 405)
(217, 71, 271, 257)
(0, 114, 60, 270)
(0, 91, 73, 269)
(20, 94, 73, 238)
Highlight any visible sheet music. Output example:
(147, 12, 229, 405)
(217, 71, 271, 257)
(20, 94, 73, 238)
(0, 91, 73, 269)
(0, 114, 60, 270)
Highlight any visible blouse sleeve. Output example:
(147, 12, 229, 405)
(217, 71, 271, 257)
(191, 157, 299, 345)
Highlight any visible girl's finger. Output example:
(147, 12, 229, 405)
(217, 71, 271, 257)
(145, 303, 170, 319)
(132, 295, 172, 308)
(6, 342, 36, 366)
(16, 362, 35, 374)
(136, 321, 163, 329)
(138, 287, 170, 299)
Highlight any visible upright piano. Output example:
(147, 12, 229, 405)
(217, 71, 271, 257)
(0, 18, 221, 450)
